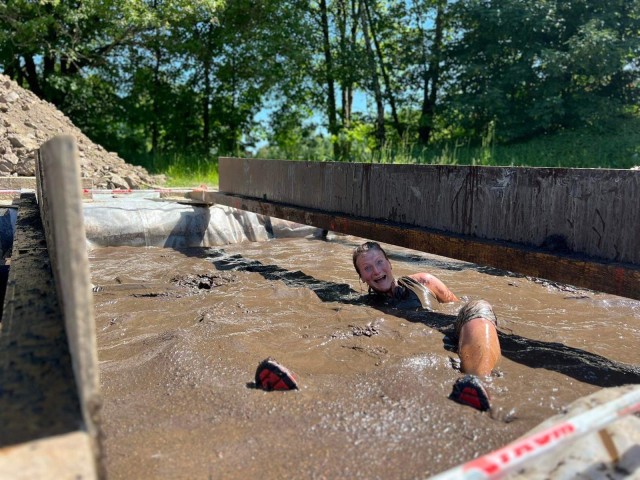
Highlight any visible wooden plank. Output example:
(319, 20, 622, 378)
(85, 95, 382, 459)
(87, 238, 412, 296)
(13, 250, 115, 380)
(0, 429, 97, 479)
(195, 191, 640, 300)
(0, 136, 102, 477)
(0, 193, 97, 479)
(34, 136, 102, 465)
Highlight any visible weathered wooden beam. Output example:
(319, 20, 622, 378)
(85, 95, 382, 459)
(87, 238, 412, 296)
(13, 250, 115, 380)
(0, 193, 82, 443)
(191, 158, 640, 300)
(35, 136, 102, 471)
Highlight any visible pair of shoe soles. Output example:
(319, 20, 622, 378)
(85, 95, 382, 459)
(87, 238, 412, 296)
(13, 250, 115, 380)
(256, 359, 490, 412)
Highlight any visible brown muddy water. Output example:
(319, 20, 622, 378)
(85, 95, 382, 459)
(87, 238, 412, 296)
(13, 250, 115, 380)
(89, 234, 640, 480)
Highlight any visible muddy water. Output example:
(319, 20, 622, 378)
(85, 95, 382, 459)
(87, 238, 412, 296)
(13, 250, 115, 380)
(89, 235, 640, 480)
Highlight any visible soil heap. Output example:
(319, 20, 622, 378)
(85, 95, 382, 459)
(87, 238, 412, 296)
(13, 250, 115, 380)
(0, 74, 163, 189)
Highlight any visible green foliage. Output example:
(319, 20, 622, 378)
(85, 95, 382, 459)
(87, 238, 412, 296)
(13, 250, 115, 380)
(133, 151, 219, 187)
(255, 110, 635, 169)
(255, 132, 335, 162)
(446, 0, 640, 142)
(2, 0, 639, 171)
(0, 0, 225, 158)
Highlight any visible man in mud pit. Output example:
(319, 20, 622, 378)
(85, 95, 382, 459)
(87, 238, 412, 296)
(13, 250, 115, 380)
(352, 241, 501, 411)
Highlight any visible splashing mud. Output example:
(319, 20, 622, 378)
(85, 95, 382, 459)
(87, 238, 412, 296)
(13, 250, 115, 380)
(89, 235, 640, 479)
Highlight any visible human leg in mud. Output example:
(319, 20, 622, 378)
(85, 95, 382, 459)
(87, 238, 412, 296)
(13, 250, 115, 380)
(352, 242, 502, 411)
(449, 300, 501, 411)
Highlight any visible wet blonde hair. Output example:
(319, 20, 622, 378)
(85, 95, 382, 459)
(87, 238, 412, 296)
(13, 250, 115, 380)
(352, 241, 389, 275)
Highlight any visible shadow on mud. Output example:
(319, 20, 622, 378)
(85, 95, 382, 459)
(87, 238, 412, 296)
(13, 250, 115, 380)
(201, 247, 640, 389)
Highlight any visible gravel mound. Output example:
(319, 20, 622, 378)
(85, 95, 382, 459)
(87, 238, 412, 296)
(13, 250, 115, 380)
(0, 74, 164, 189)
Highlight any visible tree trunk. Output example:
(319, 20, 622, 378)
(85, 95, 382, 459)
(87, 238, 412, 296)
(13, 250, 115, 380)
(347, 0, 360, 127)
(418, 0, 445, 145)
(22, 55, 44, 98)
(342, 0, 360, 128)
(360, 0, 385, 153)
(365, 0, 402, 138)
(319, 0, 340, 159)
(151, 45, 161, 155)
(337, 0, 348, 126)
(202, 23, 214, 152)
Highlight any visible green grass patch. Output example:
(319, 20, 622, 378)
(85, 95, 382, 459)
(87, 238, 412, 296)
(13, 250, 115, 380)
(378, 117, 640, 169)
(128, 152, 219, 188)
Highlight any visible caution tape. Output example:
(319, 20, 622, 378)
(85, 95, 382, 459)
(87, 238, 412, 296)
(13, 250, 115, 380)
(429, 386, 640, 480)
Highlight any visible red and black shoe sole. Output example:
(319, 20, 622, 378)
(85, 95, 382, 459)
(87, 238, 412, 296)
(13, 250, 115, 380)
(449, 374, 491, 411)
(255, 358, 299, 391)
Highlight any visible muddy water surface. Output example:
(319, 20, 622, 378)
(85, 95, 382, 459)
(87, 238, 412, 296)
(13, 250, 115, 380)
(89, 235, 640, 479)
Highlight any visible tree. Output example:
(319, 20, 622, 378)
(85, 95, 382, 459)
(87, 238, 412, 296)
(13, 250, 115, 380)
(415, 0, 447, 145)
(446, 0, 640, 142)
(308, 0, 370, 160)
(197, 0, 313, 155)
(360, 0, 386, 150)
(0, 0, 223, 155)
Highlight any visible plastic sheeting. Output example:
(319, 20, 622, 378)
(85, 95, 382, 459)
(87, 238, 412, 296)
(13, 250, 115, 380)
(268, 217, 326, 239)
(506, 385, 640, 480)
(83, 193, 325, 249)
(83, 194, 269, 249)
(0, 207, 17, 259)
(0, 192, 326, 253)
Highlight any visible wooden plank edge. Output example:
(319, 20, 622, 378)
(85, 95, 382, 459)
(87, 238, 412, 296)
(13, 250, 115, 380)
(0, 431, 98, 480)
(36, 136, 104, 477)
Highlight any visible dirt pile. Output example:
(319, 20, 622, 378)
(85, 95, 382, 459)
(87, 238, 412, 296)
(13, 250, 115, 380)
(0, 74, 163, 189)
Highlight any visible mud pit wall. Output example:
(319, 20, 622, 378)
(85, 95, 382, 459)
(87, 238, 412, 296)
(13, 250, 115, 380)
(202, 159, 640, 300)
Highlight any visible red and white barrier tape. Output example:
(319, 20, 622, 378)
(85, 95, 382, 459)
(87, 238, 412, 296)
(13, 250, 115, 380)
(429, 386, 640, 480)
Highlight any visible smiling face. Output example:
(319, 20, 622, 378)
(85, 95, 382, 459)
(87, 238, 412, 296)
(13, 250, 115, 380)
(355, 248, 395, 294)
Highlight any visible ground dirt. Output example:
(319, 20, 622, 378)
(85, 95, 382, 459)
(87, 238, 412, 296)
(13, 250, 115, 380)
(0, 73, 163, 189)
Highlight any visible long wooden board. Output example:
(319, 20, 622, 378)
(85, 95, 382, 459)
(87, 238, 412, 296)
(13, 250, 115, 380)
(35, 136, 102, 468)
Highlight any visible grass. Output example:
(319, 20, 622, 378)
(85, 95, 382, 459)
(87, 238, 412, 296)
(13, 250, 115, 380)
(163, 159, 219, 188)
(130, 152, 220, 188)
(430, 128, 640, 169)
(375, 117, 640, 169)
